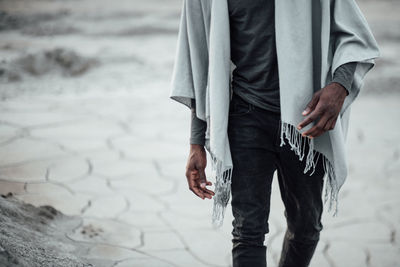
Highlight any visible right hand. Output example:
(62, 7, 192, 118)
(185, 144, 215, 199)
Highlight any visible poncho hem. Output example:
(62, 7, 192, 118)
(207, 120, 341, 229)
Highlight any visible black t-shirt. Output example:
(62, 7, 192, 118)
(228, 0, 281, 113)
(189, 1, 357, 146)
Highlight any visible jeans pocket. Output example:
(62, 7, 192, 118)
(229, 93, 252, 117)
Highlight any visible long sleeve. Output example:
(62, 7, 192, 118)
(331, 61, 357, 95)
(329, 0, 380, 114)
(190, 99, 207, 145)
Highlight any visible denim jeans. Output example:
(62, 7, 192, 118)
(228, 92, 325, 267)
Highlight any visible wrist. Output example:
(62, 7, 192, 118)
(331, 82, 349, 96)
(190, 144, 205, 151)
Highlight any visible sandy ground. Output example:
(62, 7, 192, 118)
(0, 0, 399, 266)
(0, 194, 95, 266)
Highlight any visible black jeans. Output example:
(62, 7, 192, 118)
(228, 92, 325, 267)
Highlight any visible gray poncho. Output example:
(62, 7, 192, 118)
(169, 0, 380, 228)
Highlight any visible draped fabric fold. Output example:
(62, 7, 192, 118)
(169, 0, 380, 229)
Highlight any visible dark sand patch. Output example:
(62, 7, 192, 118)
(0, 48, 99, 82)
(0, 10, 70, 32)
(0, 193, 93, 267)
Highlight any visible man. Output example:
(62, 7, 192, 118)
(169, 0, 380, 266)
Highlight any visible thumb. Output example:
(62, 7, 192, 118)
(303, 92, 320, 116)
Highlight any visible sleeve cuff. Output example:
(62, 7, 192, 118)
(190, 101, 207, 146)
(331, 62, 357, 96)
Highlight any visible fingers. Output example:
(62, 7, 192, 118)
(302, 90, 321, 116)
(325, 117, 337, 131)
(298, 90, 323, 130)
(298, 107, 322, 130)
(301, 105, 339, 137)
(201, 181, 215, 197)
(198, 169, 215, 198)
(186, 165, 205, 199)
(191, 185, 208, 199)
(186, 168, 215, 200)
(302, 114, 330, 138)
(298, 84, 345, 137)
(199, 168, 207, 189)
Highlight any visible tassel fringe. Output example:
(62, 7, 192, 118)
(208, 151, 232, 229)
(280, 121, 339, 216)
(206, 120, 339, 229)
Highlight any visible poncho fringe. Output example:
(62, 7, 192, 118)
(279, 122, 339, 216)
(208, 120, 340, 229)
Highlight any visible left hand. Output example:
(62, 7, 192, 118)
(297, 82, 348, 138)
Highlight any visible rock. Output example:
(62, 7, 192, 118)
(0, 195, 94, 267)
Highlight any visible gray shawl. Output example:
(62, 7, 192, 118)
(169, 0, 380, 228)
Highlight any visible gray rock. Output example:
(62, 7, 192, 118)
(0, 194, 95, 267)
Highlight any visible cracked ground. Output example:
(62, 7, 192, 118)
(0, 0, 399, 266)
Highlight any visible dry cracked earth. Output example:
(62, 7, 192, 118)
(0, 0, 399, 266)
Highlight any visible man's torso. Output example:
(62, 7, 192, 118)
(228, 0, 281, 114)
